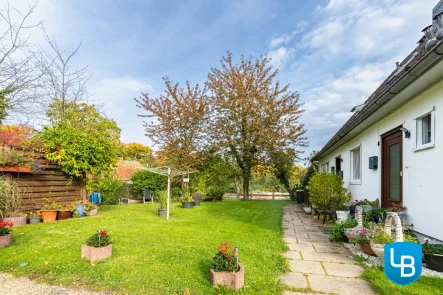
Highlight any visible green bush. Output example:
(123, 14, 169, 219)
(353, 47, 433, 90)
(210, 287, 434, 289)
(329, 218, 357, 242)
(86, 230, 111, 247)
(87, 176, 128, 205)
(422, 242, 443, 255)
(154, 190, 168, 209)
(130, 170, 167, 198)
(205, 186, 225, 201)
(308, 172, 351, 208)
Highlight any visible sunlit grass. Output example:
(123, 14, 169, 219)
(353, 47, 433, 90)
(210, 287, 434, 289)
(0, 200, 291, 295)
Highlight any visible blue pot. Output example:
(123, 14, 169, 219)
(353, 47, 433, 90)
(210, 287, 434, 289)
(373, 216, 380, 223)
(76, 204, 85, 217)
(350, 208, 355, 216)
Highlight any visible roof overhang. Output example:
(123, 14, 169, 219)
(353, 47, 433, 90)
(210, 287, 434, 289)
(313, 41, 443, 161)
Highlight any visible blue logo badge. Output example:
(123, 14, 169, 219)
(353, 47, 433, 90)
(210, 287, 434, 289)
(384, 242, 422, 286)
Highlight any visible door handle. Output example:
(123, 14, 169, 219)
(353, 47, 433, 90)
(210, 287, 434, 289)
(400, 171, 403, 177)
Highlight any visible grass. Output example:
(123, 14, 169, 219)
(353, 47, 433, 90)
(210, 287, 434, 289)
(0, 200, 292, 295)
(356, 258, 443, 294)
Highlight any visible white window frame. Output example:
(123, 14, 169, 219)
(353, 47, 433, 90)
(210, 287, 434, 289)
(414, 108, 435, 152)
(350, 145, 362, 184)
(322, 162, 329, 173)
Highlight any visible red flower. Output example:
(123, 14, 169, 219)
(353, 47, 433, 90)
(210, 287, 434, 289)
(221, 249, 227, 255)
(218, 244, 223, 251)
(224, 242, 230, 249)
(100, 230, 107, 236)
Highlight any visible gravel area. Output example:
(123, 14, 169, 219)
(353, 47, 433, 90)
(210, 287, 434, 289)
(0, 273, 103, 295)
(343, 243, 443, 278)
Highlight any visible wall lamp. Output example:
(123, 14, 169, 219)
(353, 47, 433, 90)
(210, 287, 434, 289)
(400, 127, 410, 139)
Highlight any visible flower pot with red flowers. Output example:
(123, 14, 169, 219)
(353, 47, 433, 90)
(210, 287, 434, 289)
(84, 201, 98, 216)
(210, 242, 244, 291)
(0, 221, 13, 248)
(81, 229, 112, 264)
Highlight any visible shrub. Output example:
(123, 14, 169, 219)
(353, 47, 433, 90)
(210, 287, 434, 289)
(205, 186, 225, 201)
(212, 242, 238, 272)
(329, 218, 357, 242)
(349, 229, 370, 245)
(86, 229, 111, 248)
(0, 175, 24, 218)
(130, 170, 167, 198)
(154, 190, 168, 209)
(170, 187, 183, 203)
(87, 176, 128, 205)
(422, 242, 443, 255)
(308, 172, 351, 208)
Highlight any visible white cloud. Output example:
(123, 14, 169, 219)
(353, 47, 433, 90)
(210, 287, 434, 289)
(92, 76, 154, 147)
(268, 47, 294, 69)
(269, 21, 308, 48)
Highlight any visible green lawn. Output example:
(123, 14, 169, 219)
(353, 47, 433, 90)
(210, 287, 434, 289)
(360, 262, 443, 295)
(0, 200, 292, 295)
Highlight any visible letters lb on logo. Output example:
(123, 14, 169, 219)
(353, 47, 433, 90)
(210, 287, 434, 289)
(384, 242, 422, 286)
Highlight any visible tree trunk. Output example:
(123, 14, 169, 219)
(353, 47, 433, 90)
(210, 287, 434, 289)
(234, 176, 241, 199)
(242, 168, 251, 200)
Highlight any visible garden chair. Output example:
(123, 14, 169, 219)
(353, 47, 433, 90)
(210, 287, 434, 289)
(317, 198, 340, 224)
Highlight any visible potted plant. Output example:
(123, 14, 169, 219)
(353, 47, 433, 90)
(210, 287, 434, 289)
(0, 221, 13, 248)
(75, 199, 86, 217)
(40, 197, 59, 222)
(155, 190, 167, 216)
(349, 229, 376, 256)
(181, 190, 194, 208)
(81, 229, 112, 264)
(386, 203, 407, 217)
(0, 176, 26, 227)
(193, 192, 204, 206)
(85, 201, 98, 216)
(366, 207, 386, 223)
(57, 204, 74, 220)
(335, 204, 349, 221)
(27, 211, 42, 224)
(368, 223, 394, 261)
(210, 242, 244, 290)
(422, 242, 443, 272)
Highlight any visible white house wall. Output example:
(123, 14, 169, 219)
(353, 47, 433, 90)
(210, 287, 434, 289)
(318, 79, 443, 242)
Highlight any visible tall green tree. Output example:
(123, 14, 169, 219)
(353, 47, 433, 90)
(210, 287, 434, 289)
(206, 52, 306, 199)
(42, 101, 121, 178)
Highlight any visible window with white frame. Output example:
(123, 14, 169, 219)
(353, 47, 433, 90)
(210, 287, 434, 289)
(415, 110, 435, 150)
(351, 147, 361, 183)
(322, 163, 329, 172)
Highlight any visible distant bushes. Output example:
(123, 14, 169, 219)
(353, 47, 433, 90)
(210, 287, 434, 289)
(205, 186, 225, 201)
(87, 176, 128, 205)
(130, 170, 167, 198)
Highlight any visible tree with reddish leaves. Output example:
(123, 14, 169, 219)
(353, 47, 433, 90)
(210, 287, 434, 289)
(206, 52, 306, 199)
(135, 78, 208, 170)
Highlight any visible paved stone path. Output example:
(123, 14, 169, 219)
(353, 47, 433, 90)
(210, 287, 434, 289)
(281, 204, 377, 295)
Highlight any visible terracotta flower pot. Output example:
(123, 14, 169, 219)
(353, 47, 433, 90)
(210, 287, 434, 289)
(359, 243, 376, 256)
(57, 210, 73, 220)
(85, 208, 98, 216)
(3, 216, 26, 227)
(41, 210, 57, 222)
(81, 244, 112, 264)
(210, 263, 244, 290)
(0, 234, 12, 248)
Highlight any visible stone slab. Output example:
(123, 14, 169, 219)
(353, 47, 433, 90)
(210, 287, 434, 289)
(285, 232, 310, 238)
(283, 251, 302, 260)
(287, 243, 316, 252)
(314, 244, 349, 254)
(323, 262, 365, 278)
(302, 251, 355, 264)
(289, 260, 326, 275)
(284, 292, 324, 295)
(308, 274, 377, 295)
(297, 237, 332, 244)
(280, 272, 308, 288)
(283, 237, 298, 244)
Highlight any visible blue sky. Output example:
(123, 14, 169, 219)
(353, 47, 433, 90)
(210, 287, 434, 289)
(12, 0, 439, 159)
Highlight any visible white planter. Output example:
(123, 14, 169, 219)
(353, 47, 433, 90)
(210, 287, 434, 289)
(336, 210, 349, 221)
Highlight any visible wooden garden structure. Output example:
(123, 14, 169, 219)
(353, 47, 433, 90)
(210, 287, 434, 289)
(0, 145, 86, 212)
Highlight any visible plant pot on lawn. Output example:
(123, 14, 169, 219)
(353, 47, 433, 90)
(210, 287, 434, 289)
(192, 192, 204, 206)
(182, 202, 194, 208)
(81, 229, 112, 264)
(423, 242, 443, 272)
(41, 210, 57, 222)
(76, 203, 86, 217)
(85, 202, 98, 216)
(0, 221, 13, 248)
(57, 210, 73, 220)
(3, 216, 26, 227)
(157, 208, 167, 216)
(211, 242, 243, 291)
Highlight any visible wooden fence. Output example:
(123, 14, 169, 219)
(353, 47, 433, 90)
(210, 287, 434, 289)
(0, 145, 85, 212)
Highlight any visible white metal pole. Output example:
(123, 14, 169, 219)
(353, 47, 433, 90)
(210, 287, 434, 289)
(167, 166, 171, 221)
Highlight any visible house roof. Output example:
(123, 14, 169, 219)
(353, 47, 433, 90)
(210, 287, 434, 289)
(312, 37, 443, 161)
(114, 160, 145, 181)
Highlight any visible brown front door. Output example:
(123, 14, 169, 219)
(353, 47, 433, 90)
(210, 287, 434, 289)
(382, 129, 403, 208)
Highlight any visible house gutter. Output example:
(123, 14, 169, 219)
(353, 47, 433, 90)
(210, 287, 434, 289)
(312, 41, 443, 162)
